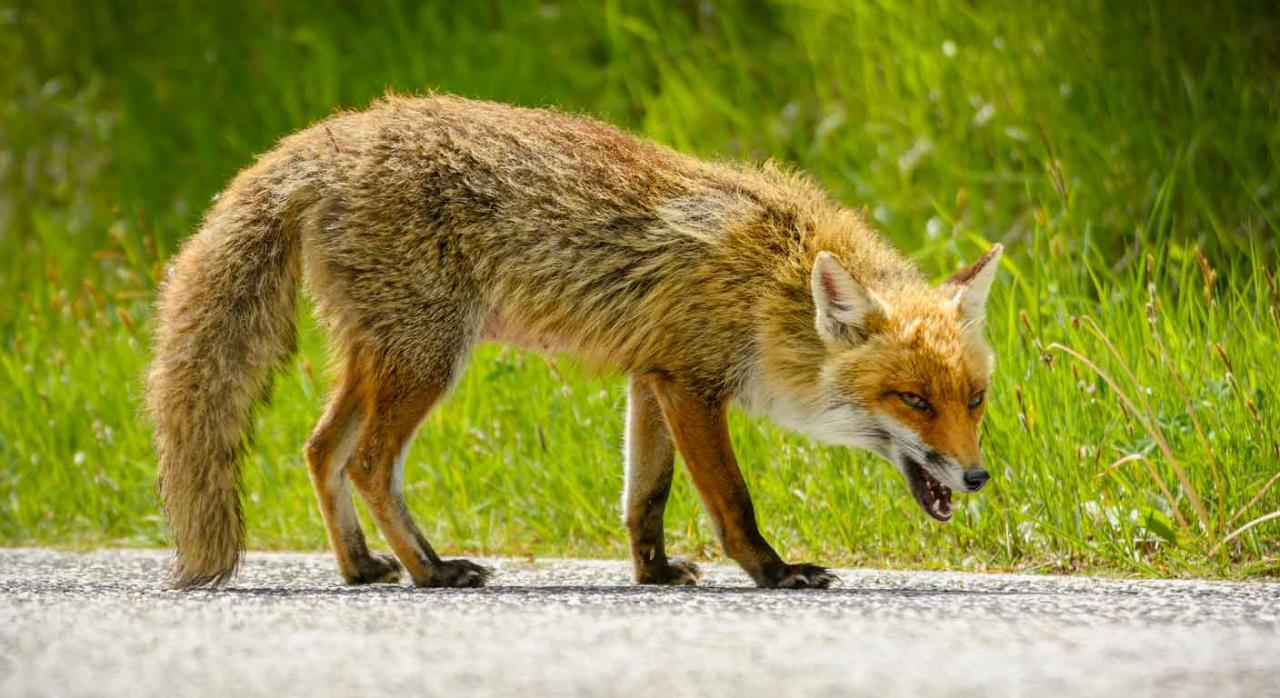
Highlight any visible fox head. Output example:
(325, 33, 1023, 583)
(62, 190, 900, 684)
(803, 245, 1003, 521)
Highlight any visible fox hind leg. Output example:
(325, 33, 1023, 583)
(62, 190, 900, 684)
(623, 375, 701, 586)
(304, 361, 401, 585)
(345, 343, 489, 589)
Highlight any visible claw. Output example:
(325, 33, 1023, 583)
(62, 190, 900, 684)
(422, 559, 491, 588)
(763, 563, 837, 590)
(637, 557, 702, 586)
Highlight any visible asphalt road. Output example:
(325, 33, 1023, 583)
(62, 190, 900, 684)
(1, 549, 1277, 697)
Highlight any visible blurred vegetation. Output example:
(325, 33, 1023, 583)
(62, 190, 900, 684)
(2, 1, 1277, 577)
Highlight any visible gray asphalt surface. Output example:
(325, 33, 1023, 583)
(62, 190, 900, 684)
(1, 549, 1277, 697)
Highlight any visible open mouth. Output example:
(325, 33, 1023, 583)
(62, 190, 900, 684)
(904, 458, 952, 522)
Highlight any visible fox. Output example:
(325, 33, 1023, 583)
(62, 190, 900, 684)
(146, 94, 1002, 590)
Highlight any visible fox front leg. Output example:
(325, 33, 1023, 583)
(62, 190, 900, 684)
(645, 374, 836, 589)
(623, 375, 702, 586)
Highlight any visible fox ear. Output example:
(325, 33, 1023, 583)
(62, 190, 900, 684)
(811, 251, 889, 345)
(946, 243, 1003, 324)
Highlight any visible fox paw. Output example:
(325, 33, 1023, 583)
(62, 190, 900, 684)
(637, 558, 702, 586)
(421, 558, 491, 588)
(758, 562, 837, 590)
(345, 552, 402, 585)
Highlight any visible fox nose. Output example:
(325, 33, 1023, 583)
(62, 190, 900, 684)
(963, 469, 990, 492)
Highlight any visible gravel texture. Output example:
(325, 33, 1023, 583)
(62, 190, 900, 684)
(1, 548, 1276, 697)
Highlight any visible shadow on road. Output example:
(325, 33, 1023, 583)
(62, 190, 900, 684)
(195, 584, 1036, 599)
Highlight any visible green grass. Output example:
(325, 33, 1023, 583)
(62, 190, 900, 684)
(2, 0, 1277, 577)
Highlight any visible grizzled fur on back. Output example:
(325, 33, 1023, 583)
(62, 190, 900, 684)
(302, 95, 923, 395)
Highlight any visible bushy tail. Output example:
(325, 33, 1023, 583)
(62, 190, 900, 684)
(146, 171, 309, 589)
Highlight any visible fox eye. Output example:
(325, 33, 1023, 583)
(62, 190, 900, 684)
(969, 391, 986, 409)
(898, 392, 931, 411)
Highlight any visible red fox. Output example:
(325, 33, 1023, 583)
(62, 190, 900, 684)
(146, 95, 1002, 590)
